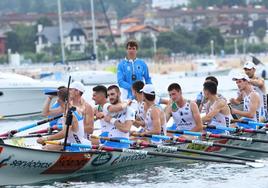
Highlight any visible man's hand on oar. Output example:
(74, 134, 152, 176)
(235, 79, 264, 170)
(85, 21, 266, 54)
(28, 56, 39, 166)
(0, 114, 63, 138)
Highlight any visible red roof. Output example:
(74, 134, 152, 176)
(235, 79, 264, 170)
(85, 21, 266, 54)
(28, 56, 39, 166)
(119, 18, 140, 24)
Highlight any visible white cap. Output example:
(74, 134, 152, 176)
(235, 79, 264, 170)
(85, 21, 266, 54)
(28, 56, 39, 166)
(232, 73, 250, 81)
(70, 81, 85, 93)
(140, 84, 155, 95)
(243, 61, 256, 69)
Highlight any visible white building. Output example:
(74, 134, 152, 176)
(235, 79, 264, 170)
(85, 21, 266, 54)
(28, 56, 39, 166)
(36, 22, 87, 53)
(152, 0, 189, 9)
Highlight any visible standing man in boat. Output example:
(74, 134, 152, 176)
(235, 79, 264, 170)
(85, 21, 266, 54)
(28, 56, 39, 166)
(166, 83, 202, 132)
(201, 81, 232, 128)
(102, 85, 135, 148)
(230, 74, 261, 123)
(37, 88, 91, 151)
(117, 40, 152, 100)
(69, 81, 94, 139)
(138, 84, 167, 143)
(243, 61, 267, 121)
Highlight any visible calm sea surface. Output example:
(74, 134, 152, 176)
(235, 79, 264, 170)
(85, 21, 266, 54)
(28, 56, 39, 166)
(2, 71, 268, 188)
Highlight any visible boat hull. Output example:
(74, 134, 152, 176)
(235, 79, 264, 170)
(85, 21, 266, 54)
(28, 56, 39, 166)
(0, 131, 267, 186)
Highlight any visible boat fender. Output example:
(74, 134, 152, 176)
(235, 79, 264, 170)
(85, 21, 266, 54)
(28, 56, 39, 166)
(0, 91, 3, 96)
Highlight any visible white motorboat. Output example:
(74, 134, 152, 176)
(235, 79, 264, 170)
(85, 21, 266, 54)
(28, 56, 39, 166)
(41, 70, 117, 85)
(0, 72, 62, 118)
(185, 58, 231, 77)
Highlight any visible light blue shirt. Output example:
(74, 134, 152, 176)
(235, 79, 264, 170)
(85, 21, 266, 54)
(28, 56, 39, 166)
(117, 58, 152, 99)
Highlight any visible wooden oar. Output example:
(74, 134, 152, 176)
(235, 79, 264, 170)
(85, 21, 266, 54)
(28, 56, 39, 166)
(44, 140, 264, 168)
(90, 135, 264, 163)
(167, 130, 268, 144)
(0, 114, 63, 138)
(138, 134, 268, 154)
(204, 125, 268, 135)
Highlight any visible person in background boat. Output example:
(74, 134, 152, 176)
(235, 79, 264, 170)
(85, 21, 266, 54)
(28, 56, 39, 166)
(91, 85, 109, 144)
(42, 86, 67, 131)
(243, 61, 267, 121)
(202, 81, 232, 131)
(69, 81, 94, 140)
(230, 74, 261, 125)
(37, 88, 91, 151)
(131, 80, 169, 129)
(102, 85, 135, 148)
(136, 84, 167, 143)
(46, 85, 66, 130)
(166, 83, 202, 134)
(117, 40, 152, 100)
(196, 76, 224, 113)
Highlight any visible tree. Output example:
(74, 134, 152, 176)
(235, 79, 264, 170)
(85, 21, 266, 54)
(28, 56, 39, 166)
(5, 31, 20, 53)
(255, 28, 266, 43)
(36, 17, 53, 27)
(140, 36, 153, 49)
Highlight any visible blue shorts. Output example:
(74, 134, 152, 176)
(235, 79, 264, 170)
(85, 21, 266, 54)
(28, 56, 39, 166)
(99, 132, 109, 144)
(167, 123, 181, 137)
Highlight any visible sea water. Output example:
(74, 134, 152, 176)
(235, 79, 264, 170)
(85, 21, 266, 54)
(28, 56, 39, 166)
(1, 72, 268, 188)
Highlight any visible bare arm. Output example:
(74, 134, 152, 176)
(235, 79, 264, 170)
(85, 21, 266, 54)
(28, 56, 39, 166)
(250, 77, 265, 92)
(190, 102, 203, 132)
(42, 97, 63, 117)
(202, 100, 224, 123)
(114, 120, 133, 133)
(165, 105, 172, 122)
(84, 104, 94, 135)
(231, 92, 260, 119)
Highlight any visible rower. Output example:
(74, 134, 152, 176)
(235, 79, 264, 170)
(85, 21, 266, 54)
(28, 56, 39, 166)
(37, 88, 91, 151)
(202, 81, 232, 133)
(92, 85, 109, 144)
(69, 81, 94, 140)
(230, 73, 261, 127)
(131, 80, 169, 129)
(243, 61, 267, 121)
(166, 83, 202, 134)
(137, 84, 167, 143)
(102, 85, 135, 148)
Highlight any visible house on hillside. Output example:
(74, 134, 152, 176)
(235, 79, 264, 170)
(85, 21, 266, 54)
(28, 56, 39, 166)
(36, 22, 87, 53)
(123, 24, 169, 42)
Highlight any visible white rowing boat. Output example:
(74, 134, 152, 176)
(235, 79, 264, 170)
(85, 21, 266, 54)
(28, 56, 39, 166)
(0, 130, 267, 186)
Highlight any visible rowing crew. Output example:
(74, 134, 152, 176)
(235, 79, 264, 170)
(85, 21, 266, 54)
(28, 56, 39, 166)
(37, 61, 267, 151)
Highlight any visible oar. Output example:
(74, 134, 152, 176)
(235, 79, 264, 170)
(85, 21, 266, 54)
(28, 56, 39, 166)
(0, 114, 63, 138)
(167, 130, 268, 144)
(44, 141, 263, 168)
(1, 132, 55, 141)
(231, 119, 268, 128)
(204, 125, 268, 135)
(90, 135, 264, 163)
(137, 134, 268, 154)
(29, 125, 63, 135)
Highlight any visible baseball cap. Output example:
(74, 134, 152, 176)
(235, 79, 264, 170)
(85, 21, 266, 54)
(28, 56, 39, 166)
(70, 81, 85, 93)
(243, 61, 256, 69)
(232, 73, 250, 81)
(140, 84, 155, 95)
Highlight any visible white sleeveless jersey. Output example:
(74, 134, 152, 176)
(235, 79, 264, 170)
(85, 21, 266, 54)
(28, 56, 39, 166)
(144, 105, 166, 135)
(208, 101, 231, 126)
(97, 104, 114, 133)
(252, 85, 267, 119)
(243, 92, 260, 122)
(103, 103, 135, 138)
(67, 110, 91, 145)
(171, 101, 196, 131)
